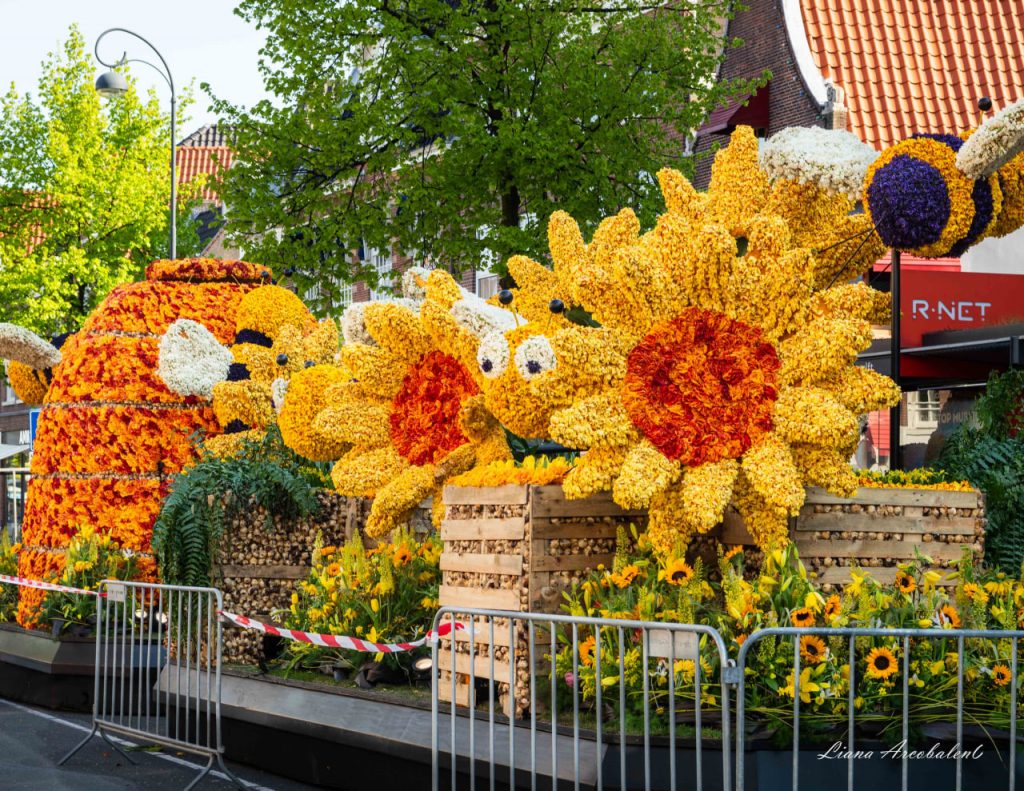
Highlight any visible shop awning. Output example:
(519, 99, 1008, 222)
(698, 84, 770, 135)
(0, 445, 28, 462)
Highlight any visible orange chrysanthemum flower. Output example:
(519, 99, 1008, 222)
(621, 309, 780, 466)
(389, 350, 479, 466)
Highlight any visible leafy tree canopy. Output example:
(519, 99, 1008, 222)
(0, 25, 201, 336)
(212, 0, 765, 307)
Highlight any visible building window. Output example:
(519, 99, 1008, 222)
(363, 241, 393, 300)
(909, 390, 941, 428)
(476, 275, 500, 299)
(2, 377, 18, 406)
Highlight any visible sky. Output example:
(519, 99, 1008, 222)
(0, 0, 270, 135)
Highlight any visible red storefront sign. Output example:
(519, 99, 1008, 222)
(901, 269, 1024, 347)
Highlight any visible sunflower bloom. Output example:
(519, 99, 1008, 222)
(939, 604, 962, 628)
(992, 664, 1012, 687)
(579, 635, 597, 668)
(790, 607, 815, 627)
(800, 635, 827, 664)
(894, 570, 916, 595)
(866, 647, 899, 680)
(659, 558, 694, 586)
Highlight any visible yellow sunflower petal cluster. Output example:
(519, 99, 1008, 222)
(525, 126, 898, 552)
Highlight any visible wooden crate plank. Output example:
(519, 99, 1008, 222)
(438, 678, 512, 716)
(804, 487, 980, 509)
(440, 552, 524, 576)
(443, 485, 528, 505)
(437, 650, 512, 679)
(531, 521, 618, 540)
(795, 539, 973, 561)
(530, 485, 646, 518)
(440, 585, 520, 612)
(795, 511, 977, 535)
(532, 553, 615, 572)
(440, 517, 526, 541)
(217, 564, 308, 580)
(718, 512, 755, 545)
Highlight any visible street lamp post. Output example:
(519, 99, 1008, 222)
(93, 28, 177, 260)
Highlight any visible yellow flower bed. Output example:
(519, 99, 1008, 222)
(449, 454, 575, 487)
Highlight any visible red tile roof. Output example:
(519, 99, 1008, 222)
(801, 0, 1024, 150)
(176, 145, 233, 202)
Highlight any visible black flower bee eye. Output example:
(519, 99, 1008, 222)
(481, 359, 493, 373)
(305, 360, 315, 368)
(276, 353, 289, 366)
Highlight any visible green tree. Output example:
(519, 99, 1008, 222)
(0, 26, 198, 336)
(212, 0, 764, 302)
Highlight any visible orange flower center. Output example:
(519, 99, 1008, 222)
(389, 350, 480, 466)
(621, 308, 780, 466)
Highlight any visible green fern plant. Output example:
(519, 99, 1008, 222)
(153, 425, 322, 588)
(936, 371, 1024, 571)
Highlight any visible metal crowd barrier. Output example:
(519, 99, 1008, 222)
(430, 606, 733, 791)
(61, 580, 241, 791)
(735, 626, 1022, 791)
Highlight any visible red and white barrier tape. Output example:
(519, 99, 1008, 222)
(0, 573, 103, 597)
(0, 574, 458, 654)
(219, 610, 462, 654)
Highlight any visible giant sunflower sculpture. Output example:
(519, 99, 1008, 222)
(315, 271, 515, 536)
(530, 126, 900, 553)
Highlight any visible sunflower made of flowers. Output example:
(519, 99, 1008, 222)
(313, 271, 514, 537)
(530, 126, 900, 552)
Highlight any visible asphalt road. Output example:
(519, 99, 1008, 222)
(0, 697, 321, 791)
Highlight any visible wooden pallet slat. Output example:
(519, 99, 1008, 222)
(436, 650, 512, 679)
(796, 538, 971, 561)
(440, 516, 526, 541)
(794, 511, 977, 535)
(439, 585, 520, 612)
(804, 486, 981, 509)
(530, 485, 646, 518)
(443, 484, 529, 505)
(440, 552, 524, 576)
(217, 564, 309, 580)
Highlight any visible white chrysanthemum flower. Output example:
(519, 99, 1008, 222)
(451, 297, 518, 339)
(271, 377, 289, 413)
(957, 99, 1024, 179)
(760, 126, 879, 199)
(157, 319, 233, 398)
(476, 330, 510, 379)
(0, 323, 62, 369)
(514, 335, 556, 381)
(401, 266, 432, 300)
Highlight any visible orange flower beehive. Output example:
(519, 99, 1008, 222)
(16, 259, 271, 625)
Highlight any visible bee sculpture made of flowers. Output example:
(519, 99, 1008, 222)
(760, 98, 1024, 258)
(157, 284, 340, 457)
(524, 127, 901, 553)
(0, 258, 271, 625)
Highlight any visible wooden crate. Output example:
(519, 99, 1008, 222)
(437, 484, 647, 716)
(215, 491, 366, 664)
(713, 486, 985, 589)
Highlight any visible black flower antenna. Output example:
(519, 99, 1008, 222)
(498, 289, 521, 327)
(546, 298, 565, 332)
